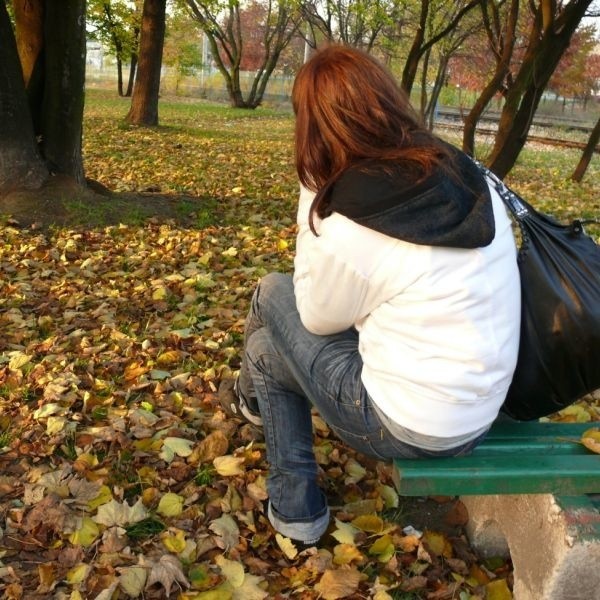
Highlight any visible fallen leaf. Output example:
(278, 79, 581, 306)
(209, 514, 240, 550)
(581, 427, 600, 453)
(314, 568, 362, 599)
(157, 492, 184, 517)
(145, 554, 189, 595)
(118, 566, 147, 597)
(213, 455, 245, 476)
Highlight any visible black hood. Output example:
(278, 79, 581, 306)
(328, 146, 495, 249)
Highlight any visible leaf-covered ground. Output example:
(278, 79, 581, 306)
(1, 90, 599, 600)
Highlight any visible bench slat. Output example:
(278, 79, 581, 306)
(393, 454, 599, 496)
(393, 421, 600, 496)
(484, 421, 593, 439)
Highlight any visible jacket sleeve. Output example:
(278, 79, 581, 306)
(292, 186, 384, 335)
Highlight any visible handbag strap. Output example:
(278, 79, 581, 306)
(473, 160, 530, 221)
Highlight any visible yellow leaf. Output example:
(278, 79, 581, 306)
(8, 352, 31, 371)
(369, 534, 393, 555)
(277, 239, 289, 251)
(377, 484, 399, 509)
(221, 246, 238, 257)
(157, 492, 184, 517)
(213, 455, 245, 476)
(118, 566, 147, 597)
(87, 485, 112, 511)
(423, 530, 453, 558)
(68, 517, 100, 547)
(161, 528, 187, 553)
(314, 568, 361, 600)
(333, 543, 365, 565)
(152, 286, 169, 301)
(275, 533, 298, 559)
(215, 555, 245, 587)
(157, 350, 182, 366)
(581, 428, 600, 454)
(65, 563, 91, 585)
(46, 416, 67, 435)
(160, 437, 195, 462)
(331, 519, 360, 545)
(485, 578, 513, 600)
(351, 514, 384, 533)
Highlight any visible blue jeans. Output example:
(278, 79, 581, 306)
(238, 273, 485, 542)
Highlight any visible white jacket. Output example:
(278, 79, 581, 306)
(293, 183, 521, 438)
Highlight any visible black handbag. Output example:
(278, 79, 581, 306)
(481, 165, 600, 420)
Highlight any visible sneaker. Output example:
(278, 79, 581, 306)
(218, 378, 263, 427)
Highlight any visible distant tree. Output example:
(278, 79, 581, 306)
(1, 0, 87, 194)
(571, 115, 600, 182)
(184, 0, 299, 109)
(399, 0, 483, 95)
(162, 8, 202, 93)
(549, 25, 598, 109)
(299, 0, 402, 51)
(125, 0, 167, 126)
(88, 0, 142, 97)
(487, 0, 594, 177)
(418, 9, 482, 128)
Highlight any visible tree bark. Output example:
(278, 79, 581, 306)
(126, 0, 166, 125)
(125, 52, 137, 97)
(13, 0, 45, 135)
(487, 0, 593, 177)
(571, 116, 600, 182)
(42, 0, 87, 184)
(0, 0, 48, 193)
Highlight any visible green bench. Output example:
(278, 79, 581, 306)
(392, 421, 600, 600)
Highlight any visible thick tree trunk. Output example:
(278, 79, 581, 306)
(126, 0, 166, 126)
(42, 0, 86, 184)
(0, 0, 48, 193)
(571, 116, 600, 182)
(487, 0, 593, 178)
(13, 0, 45, 136)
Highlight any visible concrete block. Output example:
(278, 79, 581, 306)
(462, 494, 600, 600)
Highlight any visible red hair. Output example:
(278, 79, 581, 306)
(292, 45, 450, 227)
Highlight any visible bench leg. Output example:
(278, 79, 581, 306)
(461, 494, 600, 600)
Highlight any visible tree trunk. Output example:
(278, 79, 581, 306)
(571, 116, 600, 182)
(117, 57, 124, 96)
(13, 0, 45, 136)
(462, 0, 519, 156)
(126, 0, 166, 126)
(126, 53, 137, 97)
(0, 0, 48, 192)
(399, 0, 482, 95)
(42, 0, 86, 184)
(487, 0, 593, 178)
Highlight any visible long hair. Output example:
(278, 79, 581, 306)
(292, 45, 451, 228)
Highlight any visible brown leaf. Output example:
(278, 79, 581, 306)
(144, 554, 190, 595)
(314, 567, 362, 599)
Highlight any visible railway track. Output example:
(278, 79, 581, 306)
(435, 121, 598, 153)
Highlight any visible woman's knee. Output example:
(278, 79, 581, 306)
(246, 328, 278, 374)
(255, 272, 292, 302)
